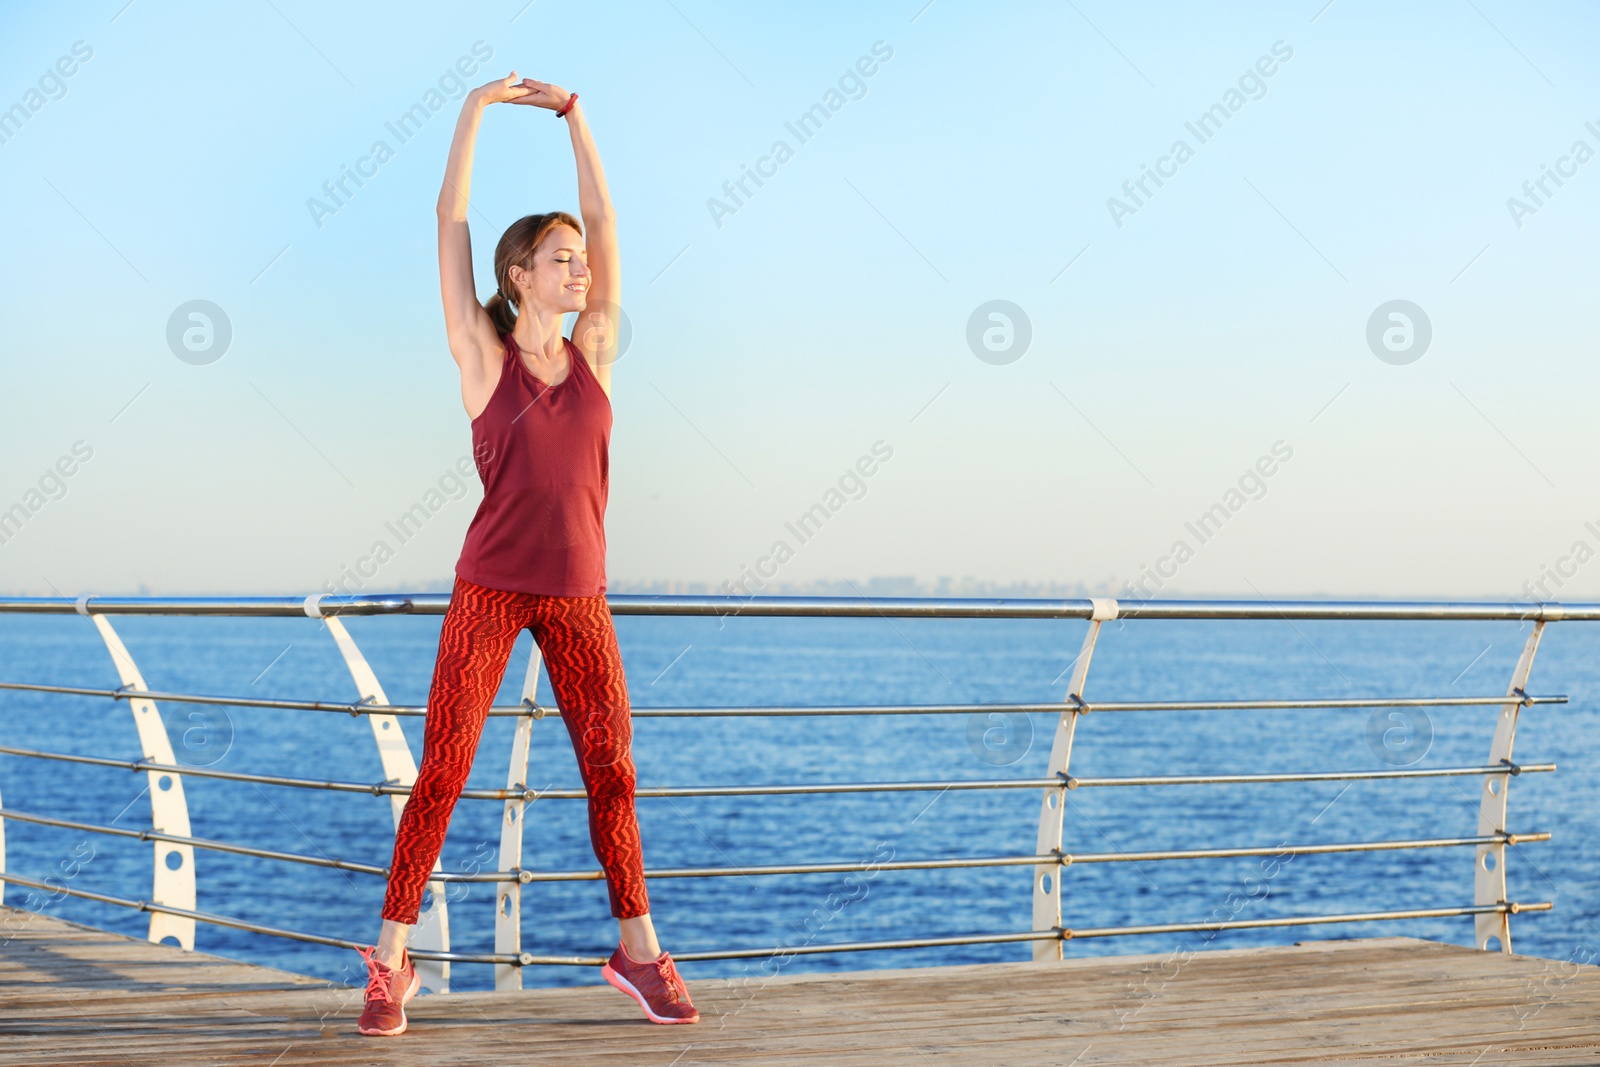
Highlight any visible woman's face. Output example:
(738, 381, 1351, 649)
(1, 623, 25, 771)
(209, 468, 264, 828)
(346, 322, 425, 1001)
(510, 224, 589, 316)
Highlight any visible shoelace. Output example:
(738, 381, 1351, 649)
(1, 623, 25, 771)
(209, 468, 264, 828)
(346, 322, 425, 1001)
(653, 955, 688, 1003)
(361, 948, 397, 1005)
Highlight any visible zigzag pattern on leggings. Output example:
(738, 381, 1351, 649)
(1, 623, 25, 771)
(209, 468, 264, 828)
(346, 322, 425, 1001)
(381, 574, 648, 924)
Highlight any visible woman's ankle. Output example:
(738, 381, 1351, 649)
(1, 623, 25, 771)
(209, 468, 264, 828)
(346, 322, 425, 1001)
(618, 913, 661, 962)
(621, 938, 662, 963)
(375, 918, 412, 971)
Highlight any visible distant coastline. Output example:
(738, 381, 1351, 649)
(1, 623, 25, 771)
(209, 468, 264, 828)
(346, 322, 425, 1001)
(0, 576, 1543, 603)
(0, 576, 1120, 599)
(606, 576, 1119, 598)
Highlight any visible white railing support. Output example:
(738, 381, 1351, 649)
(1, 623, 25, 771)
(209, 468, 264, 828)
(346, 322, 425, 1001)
(1474, 618, 1546, 953)
(84, 609, 196, 949)
(1034, 597, 1116, 961)
(317, 608, 452, 993)
(495, 638, 543, 990)
(0, 766, 7, 905)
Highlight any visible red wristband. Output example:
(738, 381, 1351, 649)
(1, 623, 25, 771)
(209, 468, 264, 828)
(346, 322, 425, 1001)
(556, 93, 577, 118)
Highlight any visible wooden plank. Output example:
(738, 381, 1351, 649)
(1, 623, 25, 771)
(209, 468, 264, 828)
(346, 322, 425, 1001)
(2, 907, 1598, 1065)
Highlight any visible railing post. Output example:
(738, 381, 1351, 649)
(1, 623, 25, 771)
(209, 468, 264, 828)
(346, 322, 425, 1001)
(495, 639, 543, 990)
(80, 605, 196, 949)
(1033, 597, 1115, 961)
(314, 604, 451, 993)
(0, 772, 7, 906)
(1474, 616, 1548, 953)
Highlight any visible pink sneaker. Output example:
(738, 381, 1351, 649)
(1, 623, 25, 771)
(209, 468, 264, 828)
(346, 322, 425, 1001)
(356, 945, 420, 1036)
(602, 942, 700, 1024)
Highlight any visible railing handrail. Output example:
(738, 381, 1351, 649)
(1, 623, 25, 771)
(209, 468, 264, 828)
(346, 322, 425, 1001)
(0, 589, 1565, 985)
(0, 679, 1569, 718)
(0, 592, 1594, 621)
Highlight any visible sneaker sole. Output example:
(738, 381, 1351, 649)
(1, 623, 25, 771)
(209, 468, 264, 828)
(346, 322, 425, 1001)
(357, 965, 422, 1036)
(601, 963, 700, 1024)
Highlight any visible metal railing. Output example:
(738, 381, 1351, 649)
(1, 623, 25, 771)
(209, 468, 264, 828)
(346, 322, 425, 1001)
(0, 591, 1575, 992)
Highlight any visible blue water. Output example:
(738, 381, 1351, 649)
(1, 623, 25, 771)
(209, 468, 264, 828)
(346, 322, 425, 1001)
(2, 610, 1597, 995)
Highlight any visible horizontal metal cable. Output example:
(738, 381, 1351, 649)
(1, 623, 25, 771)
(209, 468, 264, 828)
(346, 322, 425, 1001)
(0, 870, 512, 964)
(519, 930, 1057, 965)
(0, 863, 1548, 967)
(1072, 694, 1565, 712)
(0, 743, 1049, 798)
(0, 807, 513, 882)
(1065, 764, 1555, 789)
(0, 681, 454, 718)
(0, 680, 558, 719)
(1064, 901, 1553, 940)
(0, 806, 1547, 885)
(509, 832, 1553, 882)
(494, 763, 1558, 800)
(1, 592, 1595, 621)
(1067, 831, 1552, 864)
(517, 901, 1554, 965)
(0, 745, 520, 800)
(0, 744, 1550, 800)
(0, 680, 1567, 719)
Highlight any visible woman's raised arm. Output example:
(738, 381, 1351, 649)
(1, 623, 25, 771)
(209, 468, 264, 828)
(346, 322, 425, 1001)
(437, 74, 531, 387)
(517, 81, 620, 397)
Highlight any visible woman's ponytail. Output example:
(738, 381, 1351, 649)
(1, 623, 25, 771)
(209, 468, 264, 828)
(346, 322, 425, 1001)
(485, 288, 518, 336)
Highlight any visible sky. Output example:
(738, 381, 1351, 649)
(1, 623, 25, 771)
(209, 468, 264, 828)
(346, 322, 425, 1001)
(1, 0, 1598, 599)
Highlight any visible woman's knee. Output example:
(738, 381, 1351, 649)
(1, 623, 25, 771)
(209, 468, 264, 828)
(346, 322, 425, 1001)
(410, 753, 473, 804)
(576, 713, 631, 760)
(584, 755, 637, 802)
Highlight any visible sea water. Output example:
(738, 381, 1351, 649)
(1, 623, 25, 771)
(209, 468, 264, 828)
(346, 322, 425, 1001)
(1, 610, 1596, 993)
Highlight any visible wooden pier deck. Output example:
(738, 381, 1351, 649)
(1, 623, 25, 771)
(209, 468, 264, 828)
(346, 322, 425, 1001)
(2, 906, 1598, 1065)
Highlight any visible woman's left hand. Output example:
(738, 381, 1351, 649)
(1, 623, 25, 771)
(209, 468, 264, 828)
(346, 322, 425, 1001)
(510, 79, 573, 111)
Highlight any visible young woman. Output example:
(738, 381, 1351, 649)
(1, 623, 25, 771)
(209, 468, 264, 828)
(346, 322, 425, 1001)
(355, 71, 698, 1036)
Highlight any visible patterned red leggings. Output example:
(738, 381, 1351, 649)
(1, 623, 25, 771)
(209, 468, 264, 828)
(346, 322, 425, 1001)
(382, 575, 648, 924)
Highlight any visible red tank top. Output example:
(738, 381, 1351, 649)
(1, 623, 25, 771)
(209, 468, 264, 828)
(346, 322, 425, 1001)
(455, 333, 611, 596)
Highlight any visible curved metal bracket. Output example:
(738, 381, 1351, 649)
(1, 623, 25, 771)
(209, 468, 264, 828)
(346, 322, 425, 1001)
(85, 613, 196, 949)
(495, 638, 543, 991)
(320, 614, 451, 993)
(1033, 599, 1114, 962)
(1475, 620, 1544, 953)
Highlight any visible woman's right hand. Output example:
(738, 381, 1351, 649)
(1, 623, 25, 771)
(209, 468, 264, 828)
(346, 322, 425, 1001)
(470, 72, 535, 107)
